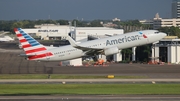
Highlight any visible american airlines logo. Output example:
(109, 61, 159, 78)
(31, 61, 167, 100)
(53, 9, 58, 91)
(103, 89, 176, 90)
(106, 35, 140, 46)
(139, 32, 147, 38)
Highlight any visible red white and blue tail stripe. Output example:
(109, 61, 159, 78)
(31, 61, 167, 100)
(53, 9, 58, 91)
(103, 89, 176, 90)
(14, 28, 53, 60)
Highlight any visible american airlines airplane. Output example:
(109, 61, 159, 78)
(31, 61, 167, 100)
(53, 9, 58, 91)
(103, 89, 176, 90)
(14, 28, 167, 61)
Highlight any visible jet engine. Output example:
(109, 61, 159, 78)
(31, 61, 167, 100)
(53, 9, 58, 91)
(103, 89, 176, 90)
(104, 46, 119, 56)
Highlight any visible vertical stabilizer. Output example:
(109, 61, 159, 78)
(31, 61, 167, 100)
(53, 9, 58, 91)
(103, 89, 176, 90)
(14, 28, 53, 60)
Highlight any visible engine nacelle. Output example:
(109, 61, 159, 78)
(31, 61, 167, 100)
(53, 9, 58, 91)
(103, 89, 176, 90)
(104, 46, 119, 56)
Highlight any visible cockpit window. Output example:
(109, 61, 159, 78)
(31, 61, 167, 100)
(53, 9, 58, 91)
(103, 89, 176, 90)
(154, 32, 159, 34)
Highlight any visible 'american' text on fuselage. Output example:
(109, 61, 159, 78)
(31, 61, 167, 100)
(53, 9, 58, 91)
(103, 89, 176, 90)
(106, 35, 140, 46)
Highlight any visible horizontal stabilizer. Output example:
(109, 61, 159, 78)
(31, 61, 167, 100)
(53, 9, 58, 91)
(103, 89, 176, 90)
(19, 54, 36, 57)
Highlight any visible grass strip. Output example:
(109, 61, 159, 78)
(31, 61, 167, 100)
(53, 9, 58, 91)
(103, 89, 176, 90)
(0, 84, 180, 95)
(0, 74, 146, 79)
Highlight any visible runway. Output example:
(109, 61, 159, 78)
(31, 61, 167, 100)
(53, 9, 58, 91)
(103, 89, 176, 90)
(0, 79, 180, 101)
(0, 95, 180, 101)
(0, 79, 180, 84)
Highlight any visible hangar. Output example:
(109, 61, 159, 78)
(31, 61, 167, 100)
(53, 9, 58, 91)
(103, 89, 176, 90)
(23, 24, 123, 41)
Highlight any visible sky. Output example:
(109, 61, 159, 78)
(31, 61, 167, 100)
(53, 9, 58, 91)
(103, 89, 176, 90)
(0, 0, 172, 21)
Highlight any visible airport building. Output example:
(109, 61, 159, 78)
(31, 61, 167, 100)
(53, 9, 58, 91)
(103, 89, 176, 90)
(150, 0, 180, 29)
(131, 36, 180, 64)
(24, 24, 123, 41)
(153, 36, 180, 64)
(153, 13, 180, 29)
(139, 13, 180, 30)
(139, 19, 153, 25)
(172, 0, 180, 18)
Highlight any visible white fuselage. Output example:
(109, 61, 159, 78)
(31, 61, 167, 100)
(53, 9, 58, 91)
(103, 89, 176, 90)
(37, 30, 167, 61)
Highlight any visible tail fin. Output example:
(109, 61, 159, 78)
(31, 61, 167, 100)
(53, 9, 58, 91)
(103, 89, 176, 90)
(14, 28, 53, 60)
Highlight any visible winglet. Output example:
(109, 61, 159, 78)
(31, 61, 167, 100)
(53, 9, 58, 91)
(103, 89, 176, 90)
(67, 35, 78, 47)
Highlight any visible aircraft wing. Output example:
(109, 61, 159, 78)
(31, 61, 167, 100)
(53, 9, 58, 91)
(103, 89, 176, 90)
(67, 36, 103, 55)
(73, 45, 102, 51)
(83, 49, 103, 56)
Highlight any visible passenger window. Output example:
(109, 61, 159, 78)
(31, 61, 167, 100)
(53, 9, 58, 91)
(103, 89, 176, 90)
(155, 32, 159, 34)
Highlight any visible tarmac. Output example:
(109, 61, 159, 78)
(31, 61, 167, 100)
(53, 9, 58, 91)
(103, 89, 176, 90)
(0, 41, 180, 101)
(0, 79, 180, 84)
(0, 52, 180, 78)
(0, 95, 180, 101)
(0, 41, 180, 78)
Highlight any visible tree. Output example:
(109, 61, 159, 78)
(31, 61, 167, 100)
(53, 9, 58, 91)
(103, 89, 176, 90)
(158, 26, 180, 38)
(121, 48, 133, 62)
(121, 49, 126, 61)
(88, 20, 103, 27)
(56, 20, 69, 25)
(71, 19, 88, 27)
(113, 20, 151, 32)
(136, 44, 152, 62)
(143, 45, 152, 62)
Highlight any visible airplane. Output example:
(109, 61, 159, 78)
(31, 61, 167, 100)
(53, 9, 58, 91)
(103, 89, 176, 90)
(14, 28, 167, 61)
(0, 36, 14, 42)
